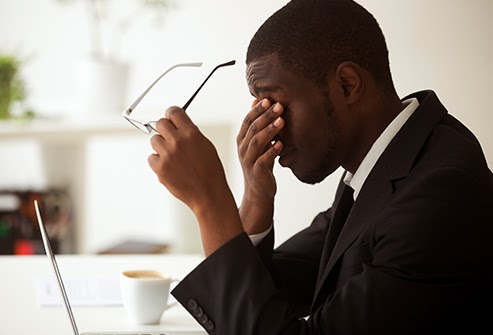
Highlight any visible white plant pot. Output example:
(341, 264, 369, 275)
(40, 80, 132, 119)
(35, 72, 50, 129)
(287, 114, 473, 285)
(74, 59, 130, 120)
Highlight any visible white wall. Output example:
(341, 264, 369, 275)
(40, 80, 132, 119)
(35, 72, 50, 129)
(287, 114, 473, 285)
(0, 0, 491, 253)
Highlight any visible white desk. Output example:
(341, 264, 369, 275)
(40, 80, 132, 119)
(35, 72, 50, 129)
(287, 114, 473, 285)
(0, 254, 207, 334)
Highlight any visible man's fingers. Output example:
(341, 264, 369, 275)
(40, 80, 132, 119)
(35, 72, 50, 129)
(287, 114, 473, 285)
(152, 106, 198, 143)
(237, 99, 271, 142)
(150, 133, 167, 156)
(246, 102, 283, 139)
(255, 140, 283, 171)
(155, 117, 177, 136)
(165, 106, 194, 130)
(241, 112, 284, 160)
(243, 116, 284, 165)
(251, 99, 259, 109)
(147, 153, 160, 172)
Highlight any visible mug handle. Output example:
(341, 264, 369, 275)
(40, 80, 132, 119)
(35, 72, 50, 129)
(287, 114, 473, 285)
(164, 278, 180, 310)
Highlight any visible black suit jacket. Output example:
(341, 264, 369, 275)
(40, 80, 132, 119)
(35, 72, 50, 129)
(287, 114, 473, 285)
(172, 90, 493, 334)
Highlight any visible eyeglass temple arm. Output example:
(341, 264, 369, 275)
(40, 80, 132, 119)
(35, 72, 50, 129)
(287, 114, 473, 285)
(124, 62, 203, 114)
(182, 60, 236, 111)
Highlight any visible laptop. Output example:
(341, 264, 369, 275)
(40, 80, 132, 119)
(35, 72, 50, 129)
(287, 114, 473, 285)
(34, 200, 205, 335)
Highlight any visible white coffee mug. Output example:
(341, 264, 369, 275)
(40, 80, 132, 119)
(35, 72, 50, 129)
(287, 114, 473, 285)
(120, 270, 179, 324)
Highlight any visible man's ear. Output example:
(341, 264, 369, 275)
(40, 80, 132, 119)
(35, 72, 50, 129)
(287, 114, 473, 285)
(334, 61, 363, 104)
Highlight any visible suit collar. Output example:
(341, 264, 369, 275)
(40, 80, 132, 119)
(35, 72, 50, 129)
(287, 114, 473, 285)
(312, 90, 449, 309)
(347, 97, 419, 200)
(384, 90, 448, 180)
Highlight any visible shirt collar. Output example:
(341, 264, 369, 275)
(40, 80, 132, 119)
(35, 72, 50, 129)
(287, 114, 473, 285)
(344, 97, 420, 200)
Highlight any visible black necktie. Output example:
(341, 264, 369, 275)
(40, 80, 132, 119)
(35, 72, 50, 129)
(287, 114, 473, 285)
(324, 185, 355, 258)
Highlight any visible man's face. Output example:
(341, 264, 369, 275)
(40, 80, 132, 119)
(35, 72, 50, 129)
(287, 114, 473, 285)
(246, 54, 347, 184)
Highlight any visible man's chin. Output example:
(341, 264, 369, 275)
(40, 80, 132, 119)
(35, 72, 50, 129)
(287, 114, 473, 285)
(287, 163, 336, 185)
(278, 152, 293, 168)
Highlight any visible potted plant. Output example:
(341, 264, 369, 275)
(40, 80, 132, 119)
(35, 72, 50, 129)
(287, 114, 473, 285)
(0, 55, 25, 120)
(56, 0, 175, 119)
(57, 0, 174, 62)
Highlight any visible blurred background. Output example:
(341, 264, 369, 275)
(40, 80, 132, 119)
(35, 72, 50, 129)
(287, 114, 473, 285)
(0, 0, 491, 255)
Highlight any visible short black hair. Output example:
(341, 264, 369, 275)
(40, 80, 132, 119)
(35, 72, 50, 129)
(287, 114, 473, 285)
(246, 0, 394, 92)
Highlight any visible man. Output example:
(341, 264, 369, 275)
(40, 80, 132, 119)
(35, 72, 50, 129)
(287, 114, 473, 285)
(148, 0, 493, 333)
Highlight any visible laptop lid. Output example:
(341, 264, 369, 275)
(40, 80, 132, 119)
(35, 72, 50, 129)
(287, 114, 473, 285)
(35, 199, 80, 335)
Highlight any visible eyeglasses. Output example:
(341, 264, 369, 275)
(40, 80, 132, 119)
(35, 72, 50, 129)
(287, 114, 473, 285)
(122, 60, 236, 134)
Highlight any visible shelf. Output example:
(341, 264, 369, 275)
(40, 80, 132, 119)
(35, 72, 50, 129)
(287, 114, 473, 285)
(0, 116, 138, 141)
(0, 115, 235, 254)
(0, 115, 140, 254)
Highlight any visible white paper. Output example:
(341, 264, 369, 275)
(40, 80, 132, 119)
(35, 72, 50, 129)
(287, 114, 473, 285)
(35, 275, 122, 307)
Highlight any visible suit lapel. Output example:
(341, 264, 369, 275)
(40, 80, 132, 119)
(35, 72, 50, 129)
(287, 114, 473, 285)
(312, 167, 394, 308)
(311, 90, 449, 310)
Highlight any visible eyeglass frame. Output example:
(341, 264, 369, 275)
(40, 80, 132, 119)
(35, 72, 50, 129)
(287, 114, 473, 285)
(122, 60, 236, 134)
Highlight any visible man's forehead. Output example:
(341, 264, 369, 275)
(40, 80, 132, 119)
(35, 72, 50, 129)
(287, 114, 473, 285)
(246, 54, 285, 95)
(246, 57, 273, 82)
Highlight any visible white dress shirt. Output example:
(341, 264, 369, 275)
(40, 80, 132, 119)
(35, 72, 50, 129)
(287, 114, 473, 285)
(250, 97, 420, 246)
(344, 97, 419, 200)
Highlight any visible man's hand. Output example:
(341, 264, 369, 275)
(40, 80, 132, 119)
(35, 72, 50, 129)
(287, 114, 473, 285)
(237, 99, 285, 234)
(148, 106, 243, 256)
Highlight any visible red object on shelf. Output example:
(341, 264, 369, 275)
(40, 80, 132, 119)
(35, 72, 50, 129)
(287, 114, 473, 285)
(15, 239, 35, 255)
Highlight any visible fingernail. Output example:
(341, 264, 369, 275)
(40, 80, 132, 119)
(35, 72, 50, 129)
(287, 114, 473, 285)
(274, 117, 282, 127)
(261, 99, 269, 108)
(273, 103, 282, 113)
(273, 140, 282, 151)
